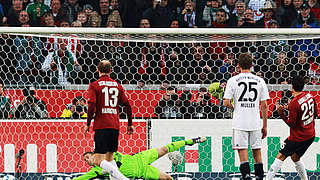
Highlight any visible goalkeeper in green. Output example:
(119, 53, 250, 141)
(74, 137, 207, 180)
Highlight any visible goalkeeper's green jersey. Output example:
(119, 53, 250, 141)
(73, 149, 159, 179)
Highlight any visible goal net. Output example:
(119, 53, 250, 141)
(0, 27, 319, 179)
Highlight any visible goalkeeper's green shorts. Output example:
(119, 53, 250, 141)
(120, 148, 160, 179)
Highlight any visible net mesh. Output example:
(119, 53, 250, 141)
(0, 29, 319, 179)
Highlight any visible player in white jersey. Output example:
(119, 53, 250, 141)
(223, 53, 269, 180)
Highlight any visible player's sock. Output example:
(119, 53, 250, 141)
(165, 140, 186, 152)
(254, 163, 264, 180)
(100, 160, 129, 180)
(294, 161, 308, 180)
(240, 161, 251, 180)
(266, 158, 283, 180)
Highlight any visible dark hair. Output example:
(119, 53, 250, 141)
(238, 53, 252, 70)
(0, 79, 3, 86)
(292, 76, 305, 92)
(98, 60, 112, 73)
(83, 151, 94, 156)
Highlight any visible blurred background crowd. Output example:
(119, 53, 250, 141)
(0, 0, 320, 119)
(0, 0, 319, 28)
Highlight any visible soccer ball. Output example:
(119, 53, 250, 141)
(3, 175, 15, 180)
(168, 151, 183, 165)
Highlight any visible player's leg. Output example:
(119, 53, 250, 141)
(290, 137, 314, 180)
(266, 138, 293, 180)
(250, 130, 264, 180)
(160, 137, 207, 158)
(266, 153, 286, 180)
(95, 129, 129, 180)
(143, 164, 172, 180)
(159, 170, 173, 180)
(291, 153, 308, 180)
(233, 129, 251, 180)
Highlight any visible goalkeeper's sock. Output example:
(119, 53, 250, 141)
(294, 161, 308, 180)
(100, 160, 129, 180)
(266, 158, 283, 180)
(165, 140, 186, 152)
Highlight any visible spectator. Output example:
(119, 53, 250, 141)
(256, 0, 277, 28)
(18, 10, 30, 26)
(238, 8, 256, 27)
(0, 2, 5, 25)
(0, 80, 12, 119)
(170, 19, 179, 28)
(143, 0, 174, 27)
(41, 38, 81, 85)
(178, 90, 193, 119)
(222, 0, 236, 16)
(50, 0, 61, 19)
(12, 86, 47, 119)
(292, 0, 303, 10)
(277, 0, 297, 27)
(291, 2, 320, 28)
(270, 51, 291, 83)
(60, 0, 81, 24)
(98, 0, 110, 27)
(14, 35, 45, 84)
(110, 0, 119, 12)
(60, 96, 87, 119)
(291, 51, 310, 77)
(179, 0, 198, 27)
(107, 10, 122, 27)
(42, 12, 55, 26)
(139, 18, 151, 28)
(269, 19, 280, 28)
(248, 0, 266, 21)
(76, 11, 88, 26)
(59, 19, 70, 27)
(308, 0, 320, 20)
(71, 20, 82, 27)
(160, 80, 169, 90)
(211, 8, 230, 28)
(83, 4, 93, 18)
(228, 0, 246, 27)
(6, 0, 23, 26)
(219, 52, 236, 75)
(186, 45, 212, 84)
(154, 86, 182, 119)
(26, 0, 50, 27)
(191, 91, 218, 119)
(87, 11, 102, 27)
(202, 0, 220, 27)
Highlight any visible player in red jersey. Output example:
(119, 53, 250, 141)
(266, 76, 316, 180)
(83, 60, 133, 180)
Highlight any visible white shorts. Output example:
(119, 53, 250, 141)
(232, 129, 262, 150)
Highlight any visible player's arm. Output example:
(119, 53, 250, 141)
(279, 103, 297, 127)
(84, 84, 96, 135)
(73, 166, 107, 180)
(119, 85, 133, 134)
(223, 99, 234, 110)
(222, 79, 234, 110)
(260, 100, 268, 139)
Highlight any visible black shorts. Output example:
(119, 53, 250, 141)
(94, 128, 119, 153)
(279, 137, 315, 157)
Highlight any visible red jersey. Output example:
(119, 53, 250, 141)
(280, 92, 316, 141)
(87, 75, 129, 130)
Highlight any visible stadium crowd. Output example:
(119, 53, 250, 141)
(0, 0, 320, 119)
